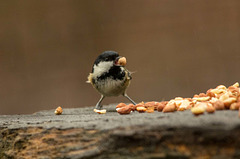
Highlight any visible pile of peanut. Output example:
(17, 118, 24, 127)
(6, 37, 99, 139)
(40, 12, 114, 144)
(116, 82, 240, 117)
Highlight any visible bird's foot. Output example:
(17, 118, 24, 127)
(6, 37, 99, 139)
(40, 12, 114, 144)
(95, 104, 103, 110)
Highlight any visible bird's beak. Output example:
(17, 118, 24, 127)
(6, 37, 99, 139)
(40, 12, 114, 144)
(114, 56, 127, 66)
(114, 56, 122, 66)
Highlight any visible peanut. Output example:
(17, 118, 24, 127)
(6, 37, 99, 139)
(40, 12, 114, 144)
(206, 89, 216, 97)
(233, 82, 239, 88)
(94, 109, 106, 114)
(136, 106, 147, 113)
(157, 101, 168, 112)
(230, 102, 240, 110)
(145, 101, 159, 110)
(163, 103, 176, 113)
(117, 106, 132, 115)
(146, 106, 155, 113)
(193, 96, 210, 102)
(55, 106, 63, 115)
(178, 99, 191, 111)
(118, 57, 127, 66)
(212, 100, 225, 110)
(116, 103, 127, 109)
(191, 107, 205, 116)
(206, 106, 215, 113)
(223, 97, 237, 109)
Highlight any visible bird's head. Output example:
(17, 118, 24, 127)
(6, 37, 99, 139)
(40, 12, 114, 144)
(92, 51, 127, 75)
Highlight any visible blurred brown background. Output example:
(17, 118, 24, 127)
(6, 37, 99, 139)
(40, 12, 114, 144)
(0, 0, 240, 115)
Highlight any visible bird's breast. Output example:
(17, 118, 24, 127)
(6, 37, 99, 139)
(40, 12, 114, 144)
(94, 77, 129, 96)
(90, 64, 131, 96)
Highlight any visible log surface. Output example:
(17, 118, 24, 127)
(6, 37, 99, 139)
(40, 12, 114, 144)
(1, 105, 240, 159)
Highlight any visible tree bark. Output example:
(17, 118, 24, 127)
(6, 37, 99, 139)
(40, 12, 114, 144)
(1, 105, 240, 159)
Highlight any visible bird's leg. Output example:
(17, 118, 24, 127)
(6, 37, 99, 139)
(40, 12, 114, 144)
(123, 94, 137, 105)
(95, 95, 105, 110)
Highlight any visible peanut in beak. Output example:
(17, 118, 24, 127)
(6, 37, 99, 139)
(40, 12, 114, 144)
(117, 57, 127, 66)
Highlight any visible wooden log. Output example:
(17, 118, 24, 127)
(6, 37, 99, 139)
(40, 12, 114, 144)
(1, 105, 240, 159)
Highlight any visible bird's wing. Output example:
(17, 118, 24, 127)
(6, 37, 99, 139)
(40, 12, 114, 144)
(86, 73, 93, 84)
(124, 69, 132, 80)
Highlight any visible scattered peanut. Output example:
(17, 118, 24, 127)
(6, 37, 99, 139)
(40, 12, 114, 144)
(178, 99, 192, 111)
(157, 101, 167, 112)
(128, 104, 136, 111)
(136, 106, 147, 113)
(193, 96, 210, 102)
(206, 106, 215, 113)
(146, 107, 155, 113)
(212, 100, 225, 110)
(230, 102, 240, 110)
(94, 109, 106, 114)
(206, 89, 216, 97)
(145, 101, 159, 110)
(117, 106, 132, 115)
(191, 107, 205, 115)
(115, 82, 240, 118)
(116, 103, 127, 109)
(162, 103, 176, 113)
(223, 97, 237, 109)
(233, 82, 239, 88)
(55, 106, 63, 115)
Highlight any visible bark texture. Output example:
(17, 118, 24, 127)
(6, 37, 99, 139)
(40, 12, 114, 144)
(1, 105, 240, 159)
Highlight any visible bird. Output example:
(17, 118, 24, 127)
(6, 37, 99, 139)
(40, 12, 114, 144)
(87, 51, 136, 110)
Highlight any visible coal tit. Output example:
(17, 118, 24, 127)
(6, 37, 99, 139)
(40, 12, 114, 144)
(87, 51, 136, 110)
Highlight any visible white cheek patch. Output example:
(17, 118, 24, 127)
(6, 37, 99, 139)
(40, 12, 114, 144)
(93, 61, 113, 77)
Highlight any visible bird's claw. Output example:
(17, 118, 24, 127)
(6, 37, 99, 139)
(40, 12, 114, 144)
(95, 104, 102, 110)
